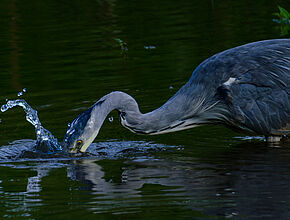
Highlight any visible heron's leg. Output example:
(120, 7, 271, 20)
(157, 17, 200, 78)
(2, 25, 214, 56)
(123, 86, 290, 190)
(266, 136, 281, 143)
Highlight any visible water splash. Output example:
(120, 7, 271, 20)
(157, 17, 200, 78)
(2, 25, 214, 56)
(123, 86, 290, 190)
(1, 99, 62, 153)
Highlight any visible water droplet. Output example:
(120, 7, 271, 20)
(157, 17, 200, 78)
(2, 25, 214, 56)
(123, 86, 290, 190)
(109, 116, 114, 122)
(1, 104, 8, 112)
(169, 86, 174, 89)
(17, 88, 27, 97)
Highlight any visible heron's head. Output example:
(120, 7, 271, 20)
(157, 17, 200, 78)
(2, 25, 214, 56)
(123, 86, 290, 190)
(63, 106, 98, 153)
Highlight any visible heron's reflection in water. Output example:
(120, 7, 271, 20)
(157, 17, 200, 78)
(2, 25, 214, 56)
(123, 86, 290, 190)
(64, 141, 290, 218)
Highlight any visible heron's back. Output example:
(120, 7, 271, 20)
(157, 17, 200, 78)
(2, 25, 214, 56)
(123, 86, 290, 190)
(188, 39, 290, 135)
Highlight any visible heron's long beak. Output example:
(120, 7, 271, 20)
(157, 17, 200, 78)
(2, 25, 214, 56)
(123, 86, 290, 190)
(63, 103, 99, 153)
(69, 146, 78, 153)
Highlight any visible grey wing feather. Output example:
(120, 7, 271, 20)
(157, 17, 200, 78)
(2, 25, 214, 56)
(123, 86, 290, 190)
(190, 39, 290, 135)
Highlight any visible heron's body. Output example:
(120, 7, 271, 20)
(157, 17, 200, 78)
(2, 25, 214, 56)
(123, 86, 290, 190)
(64, 39, 290, 152)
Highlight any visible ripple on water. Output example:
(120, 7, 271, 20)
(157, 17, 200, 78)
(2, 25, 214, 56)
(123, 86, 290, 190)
(0, 139, 180, 163)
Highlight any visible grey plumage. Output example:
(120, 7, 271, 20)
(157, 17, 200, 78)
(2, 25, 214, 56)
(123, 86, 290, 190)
(180, 39, 290, 135)
(64, 39, 290, 153)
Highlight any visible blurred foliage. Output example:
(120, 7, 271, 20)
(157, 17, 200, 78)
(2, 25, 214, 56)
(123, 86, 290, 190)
(273, 6, 290, 36)
(114, 38, 128, 56)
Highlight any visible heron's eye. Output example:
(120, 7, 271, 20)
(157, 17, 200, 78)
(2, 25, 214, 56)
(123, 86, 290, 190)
(75, 140, 83, 148)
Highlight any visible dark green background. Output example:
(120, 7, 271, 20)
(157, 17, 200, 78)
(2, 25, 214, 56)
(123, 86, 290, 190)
(0, 0, 289, 219)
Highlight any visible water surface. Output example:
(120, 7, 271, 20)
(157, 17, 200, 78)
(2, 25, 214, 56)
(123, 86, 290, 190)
(0, 0, 289, 219)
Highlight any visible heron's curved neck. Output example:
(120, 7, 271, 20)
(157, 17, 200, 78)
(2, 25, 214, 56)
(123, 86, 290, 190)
(93, 90, 221, 135)
(90, 91, 142, 132)
(91, 91, 158, 134)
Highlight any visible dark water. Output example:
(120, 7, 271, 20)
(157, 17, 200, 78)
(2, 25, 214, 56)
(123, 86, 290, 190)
(0, 0, 290, 219)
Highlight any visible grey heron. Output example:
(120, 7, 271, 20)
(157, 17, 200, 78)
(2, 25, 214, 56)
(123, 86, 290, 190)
(64, 39, 290, 153)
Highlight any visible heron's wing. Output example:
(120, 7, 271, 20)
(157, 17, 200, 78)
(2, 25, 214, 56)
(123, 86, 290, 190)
(230, 66, 289, 135)
(190, 39, 290, 85)
(202, 39, 290, 135)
